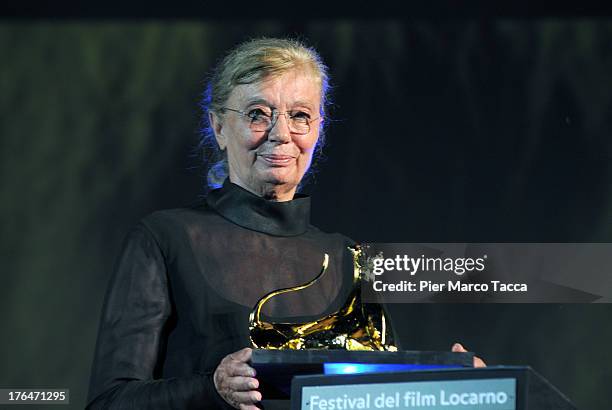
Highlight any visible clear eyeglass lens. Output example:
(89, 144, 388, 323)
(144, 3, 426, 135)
(250, 116, 270, 129)
(248, 111, 310, 134)
(248, 108, 272, 128)
(289, 118, 310, 134)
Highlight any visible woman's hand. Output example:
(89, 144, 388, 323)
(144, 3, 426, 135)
(451, 342, 487, 368)
(213, 347, 261, 409)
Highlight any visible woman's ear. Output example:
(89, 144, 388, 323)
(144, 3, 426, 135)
(209, 111, 226, 150)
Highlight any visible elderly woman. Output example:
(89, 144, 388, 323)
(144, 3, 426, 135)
(86, 38, 356, 410)
(86, 37, 483, 410)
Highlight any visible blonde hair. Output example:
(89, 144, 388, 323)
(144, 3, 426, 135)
(200, 37, 331, 190)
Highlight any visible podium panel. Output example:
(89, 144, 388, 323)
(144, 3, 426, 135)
(290, 367, 576, 410)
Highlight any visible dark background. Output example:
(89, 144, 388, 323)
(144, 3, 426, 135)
(1, 10, 611, 409)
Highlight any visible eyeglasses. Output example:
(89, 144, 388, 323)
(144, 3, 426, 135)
(221, 106, 319, 135)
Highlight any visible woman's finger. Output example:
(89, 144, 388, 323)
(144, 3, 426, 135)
(227, 376, 259, 392)
(451, 342, 487, 368)
(239, 404, 260, 410)
(232, 390, 262, 404)
(451, 342, 467, 352)
(227, 362, 257, 377)
(229, 347, 253, 362)
(474, 356, 487, 368)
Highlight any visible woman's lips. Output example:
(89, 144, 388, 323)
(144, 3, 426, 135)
(259, 154, 296, 166)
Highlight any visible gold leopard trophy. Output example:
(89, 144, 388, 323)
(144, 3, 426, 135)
(249, 244, 397, 351)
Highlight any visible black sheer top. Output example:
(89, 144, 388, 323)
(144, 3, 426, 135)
(86, 180, 355, 409)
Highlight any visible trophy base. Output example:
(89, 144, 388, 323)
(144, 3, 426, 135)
(251, 349, 473, 399)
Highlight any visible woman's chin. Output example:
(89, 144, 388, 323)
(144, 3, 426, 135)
(257, 168, 301, 189)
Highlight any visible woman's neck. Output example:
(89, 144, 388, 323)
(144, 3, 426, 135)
(229, 175, 296, 202)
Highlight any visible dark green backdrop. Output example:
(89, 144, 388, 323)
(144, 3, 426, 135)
(1, 20, 611, 409)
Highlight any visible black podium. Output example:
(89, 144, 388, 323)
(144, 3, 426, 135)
(251, 349, 473, 399)
(250, 350, 576, 410)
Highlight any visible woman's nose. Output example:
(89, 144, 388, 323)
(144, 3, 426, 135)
(268, 113, 292, 143)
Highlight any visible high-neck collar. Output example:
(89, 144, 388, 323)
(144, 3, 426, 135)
(206, 179, 311, 236)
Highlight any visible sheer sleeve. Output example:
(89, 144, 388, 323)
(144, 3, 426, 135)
(86, 223, 232, 409)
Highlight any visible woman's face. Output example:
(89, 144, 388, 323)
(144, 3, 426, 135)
(211, 69, 321, 201)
